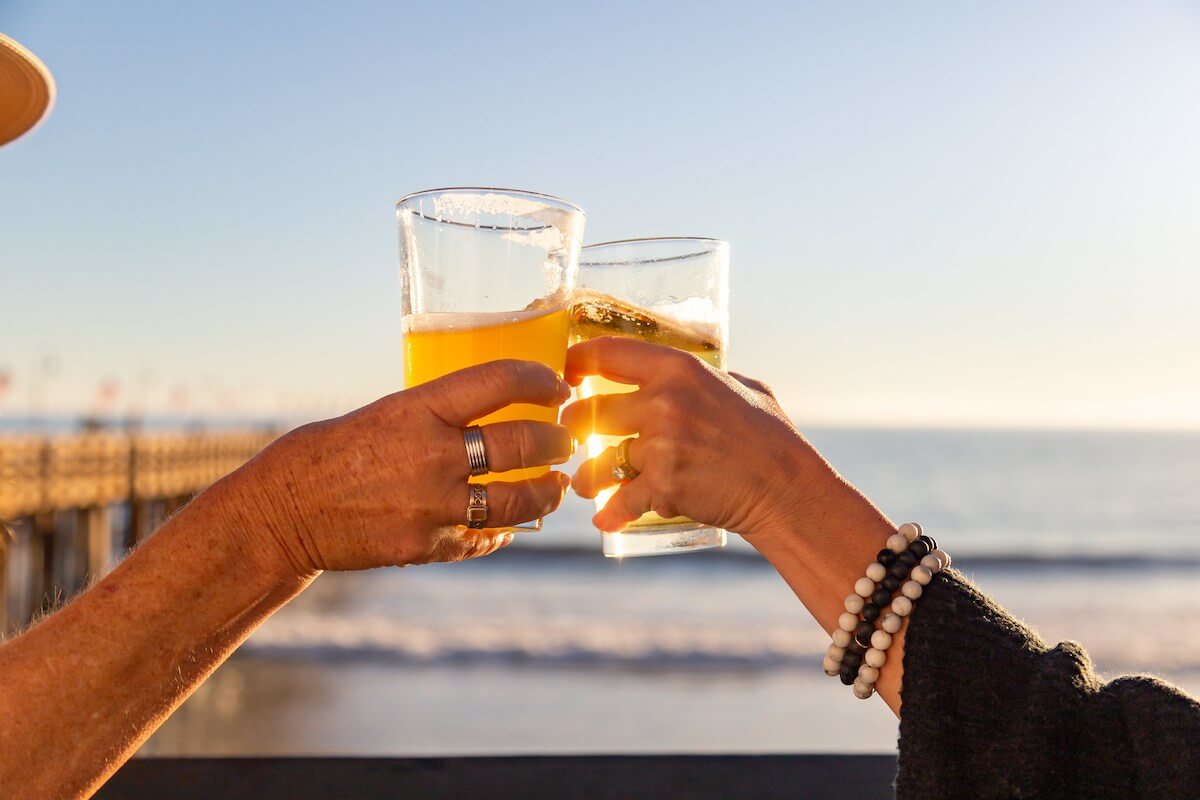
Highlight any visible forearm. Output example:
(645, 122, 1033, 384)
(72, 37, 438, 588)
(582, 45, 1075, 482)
(0, 477, 312, 799)
(746, 443, 906, 714)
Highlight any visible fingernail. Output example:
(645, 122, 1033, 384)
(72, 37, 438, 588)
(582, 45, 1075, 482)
(570, 436, 579, 456)
(558, 379, 572, 401)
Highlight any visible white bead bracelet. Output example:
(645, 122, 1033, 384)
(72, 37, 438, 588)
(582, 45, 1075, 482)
(824, 523, 951, 699)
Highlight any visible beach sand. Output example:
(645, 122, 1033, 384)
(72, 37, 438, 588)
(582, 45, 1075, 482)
(143, 659, 901, 756)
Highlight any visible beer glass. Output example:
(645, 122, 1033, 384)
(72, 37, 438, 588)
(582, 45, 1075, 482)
(570, 237, 729, 557)
(398, 187, 585, 529)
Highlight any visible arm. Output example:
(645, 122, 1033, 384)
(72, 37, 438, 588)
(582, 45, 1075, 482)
(734, 454, 908, 714)
(562, 337, 1200, 795)
(0, 360, 574, 798)
(0, 485, 309, 799)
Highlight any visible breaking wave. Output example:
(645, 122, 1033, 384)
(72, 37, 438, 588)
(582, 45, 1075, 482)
(242, 609, 1200, 674)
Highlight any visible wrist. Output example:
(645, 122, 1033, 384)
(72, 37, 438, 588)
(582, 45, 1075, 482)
(743, 441, 895, 570)
(193, 465, 321, 591)
(739, 436, 840, 539)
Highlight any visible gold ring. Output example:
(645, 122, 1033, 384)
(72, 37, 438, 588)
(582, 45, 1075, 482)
(611, 437, 640, 483)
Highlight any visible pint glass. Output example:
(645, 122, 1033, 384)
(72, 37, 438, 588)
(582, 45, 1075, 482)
(398, 188, 585, 528)
(570, 237, 729, 556)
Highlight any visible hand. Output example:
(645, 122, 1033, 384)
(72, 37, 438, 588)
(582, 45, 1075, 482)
(561, 337, 826, 535)
(211, 360, 574, 577)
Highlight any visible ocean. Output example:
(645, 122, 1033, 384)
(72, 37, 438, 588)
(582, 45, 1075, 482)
(138, 427, 1200, 755)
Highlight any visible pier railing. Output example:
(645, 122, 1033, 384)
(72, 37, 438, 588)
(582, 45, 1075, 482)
(0, 430, 276, 634)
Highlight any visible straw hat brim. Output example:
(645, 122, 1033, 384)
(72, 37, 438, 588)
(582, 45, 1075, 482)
(0, 33, 55, 147)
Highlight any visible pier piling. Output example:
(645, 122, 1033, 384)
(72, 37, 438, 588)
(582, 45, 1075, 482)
(0, 430, 275, 636)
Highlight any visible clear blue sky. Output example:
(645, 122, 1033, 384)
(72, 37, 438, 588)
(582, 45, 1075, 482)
(3, 1, 1199, 428)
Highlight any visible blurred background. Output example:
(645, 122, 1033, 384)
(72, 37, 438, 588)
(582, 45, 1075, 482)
(2, 0, 1198, 755)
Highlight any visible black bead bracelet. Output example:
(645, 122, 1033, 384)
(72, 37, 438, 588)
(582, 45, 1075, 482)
(825, 523, 952, 699)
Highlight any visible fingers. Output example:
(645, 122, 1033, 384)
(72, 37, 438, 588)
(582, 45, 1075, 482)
(421, 360, 571, 426)
(458, 472, 570, 530)
(572, 437, 645, 499)
(410, 472, 569, 564)
(559, 392, 644, 441)
(478, 421, 574, 474)
(592, 479, 654, 532)
(565, 337, 698, 387)
(427, 528, 516, 564)
(730, 372, 775, 398)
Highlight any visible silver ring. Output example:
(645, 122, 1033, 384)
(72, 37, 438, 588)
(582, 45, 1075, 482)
(463, 426, 489, 477)
(466, 483, 488, 529)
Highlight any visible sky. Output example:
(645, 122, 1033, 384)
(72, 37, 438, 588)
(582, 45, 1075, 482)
(2, 0, 1200, 429)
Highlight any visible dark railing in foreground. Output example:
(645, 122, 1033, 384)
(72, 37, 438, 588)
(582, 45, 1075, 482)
(98, 756, 898, 799)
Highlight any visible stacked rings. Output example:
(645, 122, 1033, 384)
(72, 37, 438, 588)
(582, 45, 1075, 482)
(463, 426, 489, 476)
(823, 523, 951, 699)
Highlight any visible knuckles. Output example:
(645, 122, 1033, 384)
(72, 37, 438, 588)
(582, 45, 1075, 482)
(751, 380, 776, 399)
(365, 388, 419, 425)
(663, 350, 711, 382)
(479, 360, 524, 394)
(729, 371, 776, 399)
(642, 437, 681, 478)
(650, 497, 678, 519)
(481, 359, 556, 399)
(647, 390, 694, 434)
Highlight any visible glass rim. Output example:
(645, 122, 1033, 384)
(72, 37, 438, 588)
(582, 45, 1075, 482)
(583, 236, 726, 248)
(395, 186, 586, 218)
(580, 236, 728, 266)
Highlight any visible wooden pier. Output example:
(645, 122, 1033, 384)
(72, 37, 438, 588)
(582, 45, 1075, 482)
(0, 429, 276, 635)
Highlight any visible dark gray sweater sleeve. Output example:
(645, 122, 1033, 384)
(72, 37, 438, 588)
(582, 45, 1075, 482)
(895, 570, 1200, 799)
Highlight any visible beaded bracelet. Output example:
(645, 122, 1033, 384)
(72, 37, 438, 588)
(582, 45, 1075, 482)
(823, 522, 951, 699)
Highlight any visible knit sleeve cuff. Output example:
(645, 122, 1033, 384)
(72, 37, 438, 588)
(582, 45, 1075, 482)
(895, 569, 1110, 797)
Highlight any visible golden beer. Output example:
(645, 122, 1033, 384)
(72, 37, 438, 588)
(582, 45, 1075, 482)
(405, 307, 569, 482)
(569, 289, 723, 530)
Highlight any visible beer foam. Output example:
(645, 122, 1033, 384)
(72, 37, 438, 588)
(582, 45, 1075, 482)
(650, 298, 725, 343)
(571, 288, 725, 347)
(429, 192, 582, 255)
(403, 306, 563, 334)
(433, 191, 555, 223)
